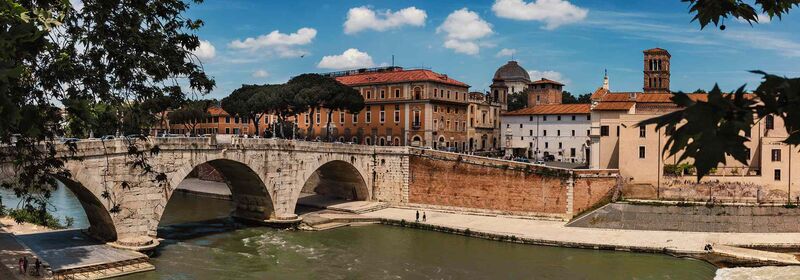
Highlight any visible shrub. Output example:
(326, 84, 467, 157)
(8, 208, 66, 229)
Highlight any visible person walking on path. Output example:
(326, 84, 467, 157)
(22, 256, 28, 275)
(34, 258, 41, 276)
(423, 212, 427, 222)
(18, 258, 23, 274)
(415, 210, 419, 222)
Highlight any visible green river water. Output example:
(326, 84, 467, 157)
(6, 184, 794, 279)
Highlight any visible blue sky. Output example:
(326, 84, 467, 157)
(185, 0, 800, 99)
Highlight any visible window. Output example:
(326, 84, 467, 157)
(519, 124, 523, 128)
(536, 95, 540, 102)
(225, 116, 231, 123)
(434, 88, 438, 97)
(446, 120, 451, 131)
(616, 126, 620, 137)
(600, 126, 609, 136)
(571, 115, 576, 121)
(766, 115, 775, 130)
(225, 128, 230, 134)
(380, 90, 385, 99)
(366, 109, 372, 123)
(529, 130, 533, 136)
(587, 115, 591, 120)
(395, 89, 400, 98)
(558, 142, 563, 149)
(340, 112, 345, 123)
(414, 88, 421, 99)
(545, 142, 549, 148)
(639, 126, 646, 138)
(638, 146, 646, 159)
(772, 149, 782, 162)
(234, 116, 239, 123)
(413, 111, 421, 125)
(379, 106, 385, 123)
(315, 112, 321, 124)
(557, 116, 562, 121)
(570, 148, 576, 157)
(366, 91, 372, 99)
(394, 110, 400, 123)
(304, 114, 309, 124)
(352, 113, 358, 123)
(529, 116, 533, 122)
(571, 130, 575, 136)
(557, 130, 561, 136)
(543, 115, 547, 121)
(543, 130, 547, 136)
(775, 169, 782, 181)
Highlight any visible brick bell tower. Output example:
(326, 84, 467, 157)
(643, 48, 670, 93)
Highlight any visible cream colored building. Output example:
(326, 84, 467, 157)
(466, 92, 502, 152)
(502, 104, 591, 163)
(590, 48, 799, 196)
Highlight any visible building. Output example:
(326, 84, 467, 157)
(590, 48, 799, 194)
(297, 66, 472, 150)
(466, 92, 502, 152)
(490, 61, 530, 111)
(156, 105, 281, 136)
(502, 104, 591, 162)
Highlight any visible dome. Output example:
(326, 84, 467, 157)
(493, 61, 530, 82)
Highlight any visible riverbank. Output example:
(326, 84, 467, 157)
(0, 217, 53, 279)
(356, 207, 800, 267)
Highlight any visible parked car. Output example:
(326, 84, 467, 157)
(60, 137, 80, 144)
(101, 135, 115, 141)
(513, 157, 530, 163)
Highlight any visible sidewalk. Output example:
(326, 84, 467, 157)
(363, 207, 800, 261)
(0, 231, 44, 280)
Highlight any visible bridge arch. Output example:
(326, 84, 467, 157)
(298, 159, 369, 207)
(168, 158, 275, 223)
(56, 176, 118, 242)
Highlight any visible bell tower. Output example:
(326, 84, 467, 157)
(643, 48, 670, 93)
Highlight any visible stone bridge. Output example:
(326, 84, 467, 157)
(1, 137, 620, 250)
(2, 138, 410, 248)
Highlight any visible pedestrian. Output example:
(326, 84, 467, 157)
(18, 258, 23, 274)
(22, 256, 28, 274)
(423, 212, 427, 222)
(415, 210, 419, 222)
(34, 258, 41, 276)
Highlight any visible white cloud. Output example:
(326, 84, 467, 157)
(317, 48, 375, 70)
(444, 39, 480, 55)
(192, 40, 216, 60)
(496, 48, 516, 57)
(528, 70, 568, 84)
(720, 29, 800, 57)
(229, 28, 317, 57)
(252, 70, 270, 78)
(437, 8, 493, 55)
(735, 13, 771, 24)
(344, 6, 427, 34)
(492, 0, 588, 30)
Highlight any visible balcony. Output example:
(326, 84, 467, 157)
(411, 122, 422, 130)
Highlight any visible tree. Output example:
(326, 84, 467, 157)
(562, 91, 592, 104)
(639, 1, 800, 180)
(222, 85, 270, 137)
(168, 100, 212, 136)
(322, 84, 364, 141)
(287, 74, 364, 140)
(0, 0, 214, 213)
(507, 91, 527, 111)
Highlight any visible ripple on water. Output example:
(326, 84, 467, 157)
(241, 231, 325, 260)
(715, 266, 800, 280)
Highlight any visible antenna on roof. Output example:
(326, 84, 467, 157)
(392, 55, 395, 67)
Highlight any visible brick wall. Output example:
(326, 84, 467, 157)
(195, 163, 225, 182)
(408, 149, 618, 219)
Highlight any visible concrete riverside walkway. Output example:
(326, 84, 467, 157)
(362, 207, 800, 264)
(174, 178, 232, 200)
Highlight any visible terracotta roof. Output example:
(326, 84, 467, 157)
(207, 106, 229, 116)
(503, 104, 590, 116)
(334, 69, 469, 87)
(530, 78, 564, 86)
(494, 61, 531, 81)
(593, 102, 634, 111)
(644, 48, 671, 56)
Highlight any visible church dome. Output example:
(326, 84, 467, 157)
(493, 61, 530, 82)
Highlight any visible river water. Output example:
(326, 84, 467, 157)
(3, 184, 797, 279)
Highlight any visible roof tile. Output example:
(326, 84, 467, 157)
(335, 69, 469, 87)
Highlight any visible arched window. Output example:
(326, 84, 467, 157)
(414, 87, 422, 100)
(365, 137, 372, 145)
(379, 137, 386, 146)
(352, 136, 359, 144)
(394, 137, 401, 146)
